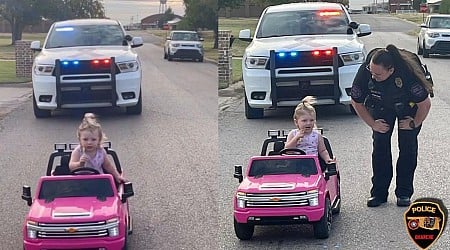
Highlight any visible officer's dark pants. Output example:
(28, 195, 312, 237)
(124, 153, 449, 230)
(370, 112, 422, 199)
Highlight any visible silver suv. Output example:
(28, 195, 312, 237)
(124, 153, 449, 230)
(164, 30, 204, 62)
(417, 14, 450, 58)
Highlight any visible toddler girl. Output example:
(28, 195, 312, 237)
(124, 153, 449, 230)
(285, 96, 336, 164)
(69, 113, 125, 183)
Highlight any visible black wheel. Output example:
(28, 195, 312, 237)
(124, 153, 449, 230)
(71, 167, 101, 175)
(417, 39, 423, 55)
(164, 49, 168, 59)
(198, 56, 204, 62)
(423, 42, 430, 58)
(313, 197, 332, 239)
(279, 148, 306, 155)
(33, 93, 51, 118)
(168, 53, 173, 61)
(126, 91, 142, 115)
(244, 95, 263, 119)
(234, 218, 254, 240)
(332, 178, 341, 215)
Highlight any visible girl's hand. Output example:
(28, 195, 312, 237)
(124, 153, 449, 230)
(296, 128, 305, 142)
(326, 156, 337, 164)
(116, 175, 127, 184)
(79, 154, 89, 167)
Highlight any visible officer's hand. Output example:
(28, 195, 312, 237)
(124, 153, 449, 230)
(399, 117, 414, 130)
(372, 119, 389, 133)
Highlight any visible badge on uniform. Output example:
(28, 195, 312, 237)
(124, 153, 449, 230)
(395, 77, 403, 88)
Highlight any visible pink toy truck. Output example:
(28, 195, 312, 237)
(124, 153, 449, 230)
(21, 142, 134, 250)
(233, 130, 341, 240)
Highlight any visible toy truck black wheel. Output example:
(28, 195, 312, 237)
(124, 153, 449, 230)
(313, 197, 332, 239)
(126, 91, 142, 115)
(234, 218, 254, 240)
(245, 95, 263, 119)
(33, 93, 51, 118)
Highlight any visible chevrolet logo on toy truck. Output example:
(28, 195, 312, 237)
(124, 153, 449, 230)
(21, 143, 134, 250)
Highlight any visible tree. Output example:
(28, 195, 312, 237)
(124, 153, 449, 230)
(0, 0, 105, 44)
(440, 0, 450, 13)
(180, 0, 218, 48)
(158, 7, 175, 29)
(0, 0, 41, 44)
(218, 0, 245, 10)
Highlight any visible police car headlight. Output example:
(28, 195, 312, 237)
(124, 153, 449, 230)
(117, 60, 139, 73)
(196, 44, 203, 48)
(426, 32, 440, 38)
(171, 43, 180, 47)
(245, 56, 268, 69)
(340, 52, 364, 66)
(34, 64, 54, 76)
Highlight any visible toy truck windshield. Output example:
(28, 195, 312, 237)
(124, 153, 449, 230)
(249, 158, 318, 177)
(38, 178, 114, 202)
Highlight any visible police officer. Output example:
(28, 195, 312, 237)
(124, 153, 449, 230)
(351, 44, 432, 207)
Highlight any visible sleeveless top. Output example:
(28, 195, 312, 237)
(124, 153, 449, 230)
(74, 145, 105, 174)
(291, 129, 319, 155)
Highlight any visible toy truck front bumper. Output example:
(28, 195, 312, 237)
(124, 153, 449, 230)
(234, 206, 325, 225)
(23, 237, 125, 250)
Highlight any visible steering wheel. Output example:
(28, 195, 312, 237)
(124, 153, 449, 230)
(279, 148, 306, 155)
(71, 167, 100, 175)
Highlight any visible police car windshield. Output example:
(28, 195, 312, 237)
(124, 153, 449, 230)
(45, 25, 125, 49)
(171, 32, 200, 41)
(249, 158, 318, 177)
(256, 10, 349, 38)
(429, 17, 450, 29)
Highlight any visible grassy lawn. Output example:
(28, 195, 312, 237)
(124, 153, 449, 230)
(219, 18, 259, 83)
(0, 33, 46, 83)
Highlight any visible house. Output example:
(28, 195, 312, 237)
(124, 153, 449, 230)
(141, 14, 183, 29)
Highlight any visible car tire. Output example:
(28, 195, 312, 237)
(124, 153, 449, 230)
(234, 218, 254, 240)
(164, 50, 168, 59)
(198, 56, 204, 62)
(423, 42, 430, 58)
(168, 53, 173, 61)
(245, 95, 264, 119)
(417, 39, 423, 55)
(33, 93, 51, 118)
(126, 90, 142, 115)
(313, 197, 332, 239)
(349, 104, 357, 115)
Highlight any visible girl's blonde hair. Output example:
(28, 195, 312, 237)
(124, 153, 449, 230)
(293, 96, 317, 120)
(77, 113, 107, 144)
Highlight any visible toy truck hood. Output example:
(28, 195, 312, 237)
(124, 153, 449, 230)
(34, 47, 138, 65)
(239, 174, 321, 193)
(246, 35, 363, 56)
(27, 197, 119, 222)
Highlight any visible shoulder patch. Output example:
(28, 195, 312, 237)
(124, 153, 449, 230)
(411, 83, 426, 97)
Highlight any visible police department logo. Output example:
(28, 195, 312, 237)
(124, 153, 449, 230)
(395, 77, 403, 88)
(404, 198, 448, 250)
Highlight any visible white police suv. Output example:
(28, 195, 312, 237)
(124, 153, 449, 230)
(417, 14, 450, 58)
(31, 19, 143, 118)
(239, 2, 371, 119)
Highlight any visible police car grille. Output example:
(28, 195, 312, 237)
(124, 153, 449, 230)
(434, 41, 450, 51)
(245, 192, 313, 207)
(35, 221, 110, 238)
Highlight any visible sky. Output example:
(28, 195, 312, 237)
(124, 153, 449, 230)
(103, 0, 185, 25)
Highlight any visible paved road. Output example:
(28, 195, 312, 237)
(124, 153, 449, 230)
(218, 14, 450, 249)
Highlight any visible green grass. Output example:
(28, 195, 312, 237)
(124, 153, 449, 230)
(0, 33, 46, 83)
(392, 13, 428, 36)
(0, 60, 30, 83)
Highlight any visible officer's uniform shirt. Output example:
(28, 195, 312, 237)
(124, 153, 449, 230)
(351, 63, 429, 114)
